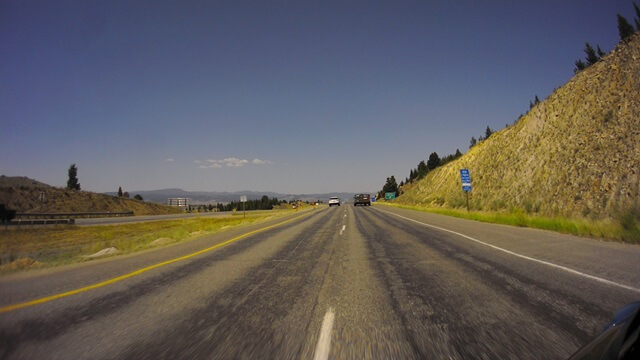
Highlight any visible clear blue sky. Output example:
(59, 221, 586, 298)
(1, 0, 635, 194)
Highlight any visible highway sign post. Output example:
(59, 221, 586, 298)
(460, 169, 472, 211)
(240, 195, 247, 218)
(385, 192, 396, 201)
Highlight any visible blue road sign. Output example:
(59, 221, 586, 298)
(460, 169, 472, 192)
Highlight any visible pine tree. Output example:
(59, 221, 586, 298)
(574, 59, 587, 73)
(618, 14, 635, 41)
(67, 164, 80, 190)
(596, 45, 606, 58)
(455, 149, 462, 158)
(534, 95, 540, 105)
(134, 194, 143, 201)
(381, 176, 399, 197)
(484, 126, 494, 140)
(117, 187, 123, 197)
(426, 152, 440, 171)
(417, 160, 428, 178)
(634, 2, 640, 30)
(469, 137, 477, 149)
(584, 42, 600, 65)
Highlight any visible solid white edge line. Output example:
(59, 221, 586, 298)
(313, 308, 335, 360)
(375, 208, 640, 294)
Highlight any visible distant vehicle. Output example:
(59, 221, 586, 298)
(328, 197, 340, 207)
(353, 194, 371, 206)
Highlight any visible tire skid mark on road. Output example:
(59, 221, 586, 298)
(117, 208, 344, 359)
(362, 208, 609, 347)
(351, 209, 427, 358)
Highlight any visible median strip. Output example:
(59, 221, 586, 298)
(0, 212, 313, 313)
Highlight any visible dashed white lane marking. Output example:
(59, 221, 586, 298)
(339, 225, 346, 235)
(376, 208, 640, 294)
(313, 308, 335, 360)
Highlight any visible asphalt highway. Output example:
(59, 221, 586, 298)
(1, 205, 639, 359)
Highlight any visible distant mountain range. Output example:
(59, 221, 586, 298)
(1, 175, 374, 209)
(105, 188, 372, 205)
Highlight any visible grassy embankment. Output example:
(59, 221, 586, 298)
(0, 209, 298, 274)
(376, 202, 640, 243)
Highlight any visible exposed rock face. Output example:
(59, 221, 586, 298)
(399, 33, 640, 219)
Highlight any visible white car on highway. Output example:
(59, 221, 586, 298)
(328, 197, 340, 207)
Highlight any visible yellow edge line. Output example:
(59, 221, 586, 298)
(0, 212, 313, 313)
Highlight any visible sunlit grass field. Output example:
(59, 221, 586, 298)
(376, 202, 639, 243)
(0, 210, 295, 274)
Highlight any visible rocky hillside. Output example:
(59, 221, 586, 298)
(398, 33, 640, 220)
(0, 176, 180, 215)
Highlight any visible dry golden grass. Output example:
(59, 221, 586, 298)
(0, 210, 294, 274)
(377, 202, 639, 243)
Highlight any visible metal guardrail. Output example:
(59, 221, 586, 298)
(7, 219, 75, 226)
(15, 211, 134, 219)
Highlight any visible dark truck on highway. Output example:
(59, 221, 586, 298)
(353, 194, 371, 206)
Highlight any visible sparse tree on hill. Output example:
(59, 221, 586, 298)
(574, 59, 587, 74)
(618, 14, 635, 41)
(634, 2, 640, 30)
(426, 152, 440, 171)
(574, 43, 606, 74)
(417, 160, 428, 179)
(455, 149, 463, 158)
(117, 187, 123, 197)
(134, 194, 143, 201)
(123, 191, 130, 198)
(469, 137, 477, 149)
(378, 176, 399, 199)
(584, 42, 600, 65)
(484, 126, 494, 139)
(67, 164, 80, 190)
(383, 176, 399, 197)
